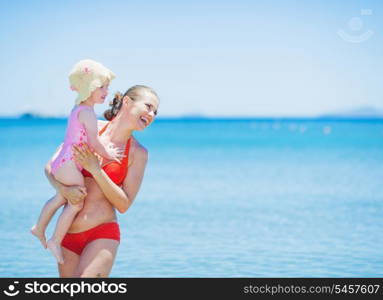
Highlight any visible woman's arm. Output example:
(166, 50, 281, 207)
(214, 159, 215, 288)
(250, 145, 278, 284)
(121, 144, 148, 210)
(72, 142, 148, 213)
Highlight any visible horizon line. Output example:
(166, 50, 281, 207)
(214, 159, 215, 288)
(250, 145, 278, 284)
(1, 114, 383, 122)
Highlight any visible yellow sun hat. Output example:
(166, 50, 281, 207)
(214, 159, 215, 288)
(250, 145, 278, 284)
(68, 59, 116, 105)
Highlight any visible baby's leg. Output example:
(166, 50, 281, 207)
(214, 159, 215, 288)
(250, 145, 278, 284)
(31, 194, 66, 248)
(47, 160, 85, 264)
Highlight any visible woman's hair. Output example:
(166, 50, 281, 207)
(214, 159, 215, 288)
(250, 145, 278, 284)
(104, 85, 159, 121)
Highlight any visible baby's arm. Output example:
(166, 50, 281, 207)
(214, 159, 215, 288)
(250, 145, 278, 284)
(78, 109, 123, 161)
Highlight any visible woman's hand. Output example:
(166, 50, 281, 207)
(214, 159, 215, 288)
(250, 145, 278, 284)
(59, 185, 87, 205)
(73, 143, 101, 175)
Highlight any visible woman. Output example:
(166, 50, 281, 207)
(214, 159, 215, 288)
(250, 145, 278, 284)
(44, 85, 159, 277)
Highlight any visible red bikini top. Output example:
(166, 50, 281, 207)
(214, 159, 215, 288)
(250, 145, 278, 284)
(81, 122, 132, 185)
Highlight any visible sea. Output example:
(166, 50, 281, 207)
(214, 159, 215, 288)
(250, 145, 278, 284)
(0, 117, 382, 277)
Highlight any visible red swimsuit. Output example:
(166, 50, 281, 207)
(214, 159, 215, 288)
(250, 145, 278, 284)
(61, 122, 132, 255)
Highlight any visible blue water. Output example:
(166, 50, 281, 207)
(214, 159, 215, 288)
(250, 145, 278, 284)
(0, 117, 382, 277)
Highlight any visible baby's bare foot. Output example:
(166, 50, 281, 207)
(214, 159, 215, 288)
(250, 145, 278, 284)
(47, 238, 64, 264)
(30, 225, 47, 248)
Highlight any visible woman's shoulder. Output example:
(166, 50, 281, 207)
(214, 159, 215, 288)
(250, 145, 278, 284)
(130, 136, 148, 165)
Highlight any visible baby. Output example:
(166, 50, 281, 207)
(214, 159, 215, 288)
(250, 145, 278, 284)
(31, 59, 123, 264)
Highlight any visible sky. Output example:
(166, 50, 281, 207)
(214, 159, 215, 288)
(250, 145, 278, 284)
(0, 0, 382, 117)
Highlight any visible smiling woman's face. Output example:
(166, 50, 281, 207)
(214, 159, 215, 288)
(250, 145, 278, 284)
(124, 91, 159, 130)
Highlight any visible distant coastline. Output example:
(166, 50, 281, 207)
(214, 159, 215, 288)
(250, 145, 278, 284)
(0, 114, 382, 123)
(319, 106, 383, 119)
(1, 105, 382, 121)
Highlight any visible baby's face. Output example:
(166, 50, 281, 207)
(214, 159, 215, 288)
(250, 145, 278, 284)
(90, 83, 109, 104)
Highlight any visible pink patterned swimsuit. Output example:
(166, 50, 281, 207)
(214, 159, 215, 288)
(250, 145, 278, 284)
(51, 105, 90, 175)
